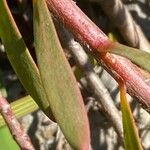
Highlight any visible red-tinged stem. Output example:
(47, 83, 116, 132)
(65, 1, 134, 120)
(100, 54, 150, 111)
(46, 0, 150, 112)
(46, 0, 108, 49)
(0, 93, 35, 150)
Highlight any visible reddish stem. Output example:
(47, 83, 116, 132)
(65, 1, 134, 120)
(0, 93, 35, 150)
(101, 54, 150, 110)
(47, 0, 150, 112)
(47, 0, 108, 49)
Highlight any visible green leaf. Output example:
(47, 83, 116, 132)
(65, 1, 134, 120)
(0, 126, 20, 150)
(33, 0, 90, 149)
(0, 0, 50, 115)
(120, 83, 143, 150)
(0, 95, 38, 127)
(106, 42, 150, 73)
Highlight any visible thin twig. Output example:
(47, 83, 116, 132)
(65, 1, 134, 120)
(89, 0, 150, 51)
(0, 93, 35, 150)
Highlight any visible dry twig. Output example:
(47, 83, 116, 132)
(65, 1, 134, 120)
(89, 0, 150, 51)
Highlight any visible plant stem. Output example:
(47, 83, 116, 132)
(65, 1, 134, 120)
(0, 96, 38, 127)
(0, 93, 35, 150)
(46, 0, 150, 113)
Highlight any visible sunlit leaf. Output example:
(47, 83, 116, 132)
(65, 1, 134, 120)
(119, 81, 143, 150)
(33, 0, 90, 149)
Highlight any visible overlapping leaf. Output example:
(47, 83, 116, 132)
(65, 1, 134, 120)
(0, 0, 50, 115)
(119, 82, 143, 150)
(33, 0, 90, 149)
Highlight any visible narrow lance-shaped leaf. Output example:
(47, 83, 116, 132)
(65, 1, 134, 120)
(0, 0, 50, 115)
(33, 0, 90, 149)
(98, 42, 150, 73)
(119, 80, 143, 150)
